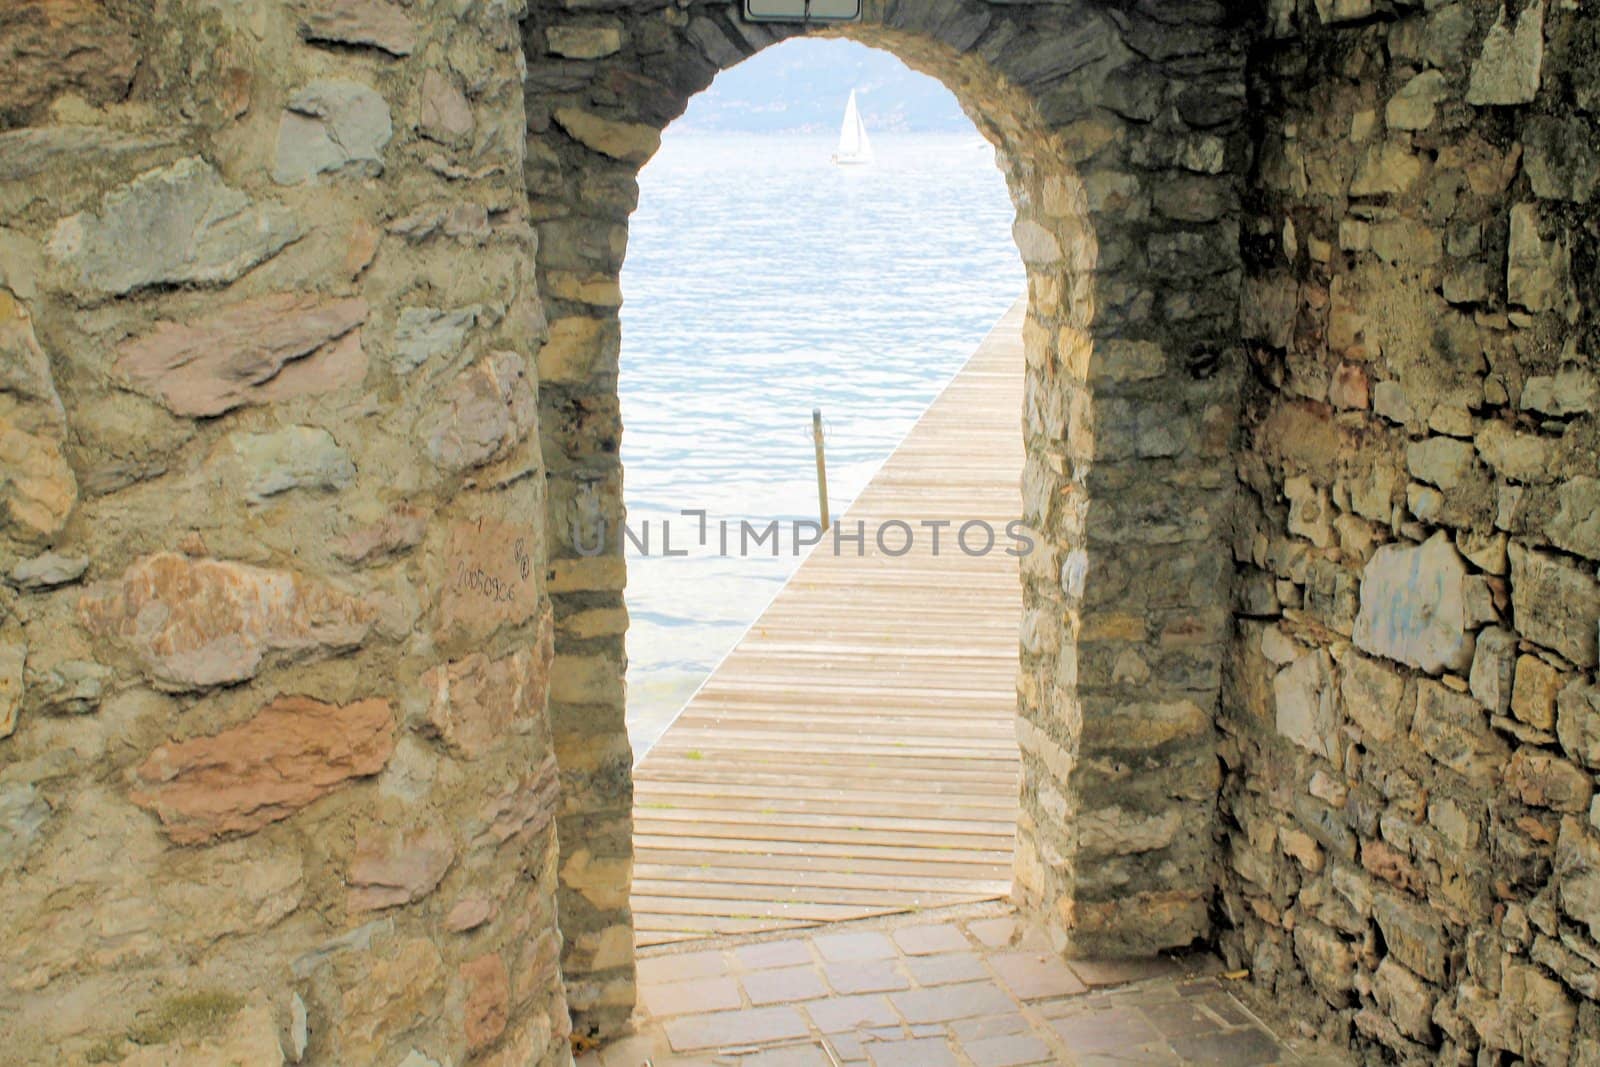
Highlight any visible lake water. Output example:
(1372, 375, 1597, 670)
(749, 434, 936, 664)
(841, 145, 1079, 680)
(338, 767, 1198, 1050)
(620, 131, 1026, 756)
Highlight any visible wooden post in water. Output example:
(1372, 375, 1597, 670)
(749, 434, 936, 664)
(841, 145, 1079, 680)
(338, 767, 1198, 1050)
(812, 407, 830, 532)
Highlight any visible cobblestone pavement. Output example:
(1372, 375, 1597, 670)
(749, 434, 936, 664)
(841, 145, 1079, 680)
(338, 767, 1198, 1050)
(578, 906, 1353, 1066)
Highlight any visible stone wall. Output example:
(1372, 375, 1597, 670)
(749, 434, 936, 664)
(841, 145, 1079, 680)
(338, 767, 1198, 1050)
(13, 0, 1596, 1062)
(0, 1, 569, 1064)
(522, 0, 1250, 1041)
(1223, 0, 1600, 1059)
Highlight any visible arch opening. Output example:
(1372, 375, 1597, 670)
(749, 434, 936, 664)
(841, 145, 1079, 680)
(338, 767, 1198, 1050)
(523, 0, 1247, 1042)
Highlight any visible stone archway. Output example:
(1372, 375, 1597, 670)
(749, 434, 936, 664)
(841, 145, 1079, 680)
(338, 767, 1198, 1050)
(523, 0, 1247, 1041)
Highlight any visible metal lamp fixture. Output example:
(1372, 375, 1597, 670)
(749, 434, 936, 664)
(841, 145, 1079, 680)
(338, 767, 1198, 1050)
(743, 0, 862, 22)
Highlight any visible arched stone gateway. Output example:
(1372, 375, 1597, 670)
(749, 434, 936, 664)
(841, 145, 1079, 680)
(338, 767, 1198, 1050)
(526, 0, 1248, 1040)
(8, 0, 1597, 1062)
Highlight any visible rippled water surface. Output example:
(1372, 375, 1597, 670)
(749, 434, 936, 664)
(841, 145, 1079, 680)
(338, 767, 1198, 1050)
(621, 131, 1025, 754)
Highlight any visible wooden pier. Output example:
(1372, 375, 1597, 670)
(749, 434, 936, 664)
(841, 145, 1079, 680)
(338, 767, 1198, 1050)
(632, 301, 1026, 948)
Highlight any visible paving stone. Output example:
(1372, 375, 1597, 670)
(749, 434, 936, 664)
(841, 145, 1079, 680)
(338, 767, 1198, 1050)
(967, 916, 1019, 947)
(1069, 957, 1187, 988)
(806, 993, 901, 1033)
(1138, 999, 1223, 1039)
(1075, 1046, 1184, 1066)
(890, 980, 1017, 1024)
(905, 951, 989, 986)
(1190, 993, 1253, 1027)
(737, 1044, 834, 1066)
(824, 1031, 870, 1062)
(1049, 1006, 1165, 1054)
(959, 1031, 1057, 1067)
(736, 939, 815, 970)
(865, 1037, 959, 1067)
(663, 1006, 811, 1052)
(641, 975, 742, 1018)
(892, 923, 971, 955)
(743, 965, 829, 1006)
(638, 949, 729, 984)
(990, 950, 1089, 1000)
(1168, 1026, 1285, 1065)
(815, 931, 898, 962)
(824, 959, 910, 995)
(952, 1013, 1037, 1040)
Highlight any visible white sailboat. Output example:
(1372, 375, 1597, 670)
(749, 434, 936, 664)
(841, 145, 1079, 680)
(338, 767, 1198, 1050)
(831, 89, 873, 166)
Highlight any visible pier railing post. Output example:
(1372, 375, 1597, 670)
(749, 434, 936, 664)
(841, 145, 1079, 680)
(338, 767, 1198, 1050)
(813, 407, 831, 532)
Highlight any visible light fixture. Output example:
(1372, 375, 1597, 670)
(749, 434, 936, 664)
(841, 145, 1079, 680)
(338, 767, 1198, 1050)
(743, 0, 862, 23)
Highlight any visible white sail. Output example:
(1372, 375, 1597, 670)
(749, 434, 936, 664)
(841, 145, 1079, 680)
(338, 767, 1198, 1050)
(833, 89, 873, 165)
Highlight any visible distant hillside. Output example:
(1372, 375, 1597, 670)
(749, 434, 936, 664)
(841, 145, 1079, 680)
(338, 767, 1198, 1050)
(675, 38, 975, 134)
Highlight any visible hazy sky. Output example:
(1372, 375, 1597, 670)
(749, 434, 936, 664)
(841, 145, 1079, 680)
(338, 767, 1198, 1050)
(675, 38, 975, 134)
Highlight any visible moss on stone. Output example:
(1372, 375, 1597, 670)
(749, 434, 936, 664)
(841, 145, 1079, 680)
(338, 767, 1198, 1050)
(126, 991, 245, 1048)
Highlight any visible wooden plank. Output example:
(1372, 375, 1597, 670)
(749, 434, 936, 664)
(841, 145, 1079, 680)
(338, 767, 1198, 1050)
(632, 300, 1025, 948)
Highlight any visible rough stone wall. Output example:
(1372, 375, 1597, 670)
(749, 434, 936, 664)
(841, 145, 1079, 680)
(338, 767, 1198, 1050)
(523, 0, 1249, 1041)
(0, 2, 571, 1064)
(1224, 0, 1600, 1060)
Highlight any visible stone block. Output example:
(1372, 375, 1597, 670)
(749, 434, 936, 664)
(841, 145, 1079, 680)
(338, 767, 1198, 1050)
(227, 425, 355, 503)
(1406, 436, 1476, 490)
(421, 621, 554, 761)
(1469, 626, 1517, 714)
(554, 108, 661, 163)
(49, 158, 298, 295)
(1559, 682, 1600, 769)
(80, 554, 376, 690)
(273, 80, 393, 183)
(418, 70, 474, 147)
(425, 351, 537, 473)
(1275, 648, 1339, 762)
(297, 0, 418, 55)
(348, 827, 455, 912)
(1353, 532, 1477, 674)
(1523, 116, 1599, 203)
(1510, 653, 1563, 730)
(546, 25, 623, 60)
(1373, 958, 1436, 1041)
(115, 294, 368, 417)
(131, 696, 395, 843)
(1522, 367, 1598, 418)
(1373, 892, 1448, 982)
(1509, 543, 1599, 668)
(1505, 747, 1593, 812)
(461, 953, 511, 1052)
(1467, 0, 1545, 105)
(394, 306, 480, 373)
(1386, 70, 1448, 131)
(1507, 203, 1571, 313)
(1411, 678, 1508, 786)
(437, 517, 541, 642)
(0, 1, 139, 125)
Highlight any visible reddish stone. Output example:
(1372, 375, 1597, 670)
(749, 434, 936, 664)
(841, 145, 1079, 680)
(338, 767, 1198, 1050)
(478, 754, 560, 849)
(347, 827, 455, 912)
(461, 953, 510, 1052)
(130, 696, 395, 843)
(1506, 748, 1594, 813)
(0, 1, 139, 125)
(421, 611, 554, 759)
(334, 505, 428, 565)
(446, 895, 496, 932)
(425, 351, 536, 472)
(1329, 362, 1369, 410)
(438, 517, 541, 641)
(342, 218, 381, 278)
(0, 292, 75, 541)
(1361, 839, 1425, 895)
(114, 294, 368, 417)
(297, 0, 418, 56)
(79, 553, 375, 690)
